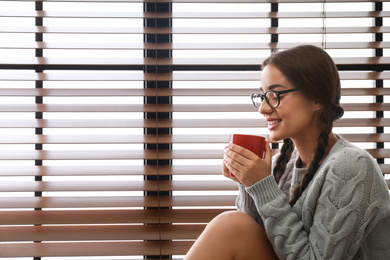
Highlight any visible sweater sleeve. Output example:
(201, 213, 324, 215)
(245, 148, 389, 260)
(235, 153, 283, 228)
(236, 183, 265, 228)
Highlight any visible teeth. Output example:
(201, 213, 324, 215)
(268, 120, 281, 125)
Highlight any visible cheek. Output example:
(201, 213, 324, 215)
(279, 102, 317, 127)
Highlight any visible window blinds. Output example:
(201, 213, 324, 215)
(0, 0, 388, 259)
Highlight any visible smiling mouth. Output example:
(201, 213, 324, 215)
(268, 120, 281, 126)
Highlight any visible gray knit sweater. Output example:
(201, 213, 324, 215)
(236, 136, 390, 259)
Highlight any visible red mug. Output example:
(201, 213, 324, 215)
(229, 134, 266, 176)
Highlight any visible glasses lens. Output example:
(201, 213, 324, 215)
(265, 91, 279, 108)
(252, 94, 263, 108)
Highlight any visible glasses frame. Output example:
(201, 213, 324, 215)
(251, 88, 298, 109)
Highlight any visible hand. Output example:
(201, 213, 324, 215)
(223, 141, 272, 187)
(222, 145, 241, 183)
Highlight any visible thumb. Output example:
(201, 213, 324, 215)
(263, 141, 272, 164)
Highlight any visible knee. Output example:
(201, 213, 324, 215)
(213, 210, 256, 225)
(212, 210, 250, 223)
(208, 211, 260, 235)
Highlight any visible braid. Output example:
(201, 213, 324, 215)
(273, 138, 295, 183)
(289, 109, 333, 206)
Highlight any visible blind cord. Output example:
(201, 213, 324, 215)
(321, 0, 327, 49)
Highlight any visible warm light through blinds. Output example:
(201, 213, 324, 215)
(0, 0, 389, 259)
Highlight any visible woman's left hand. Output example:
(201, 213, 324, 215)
(223, 141, 272, 187)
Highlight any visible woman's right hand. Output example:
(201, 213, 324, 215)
(222, 145, 241, 183)
(223, 142, 272, 187)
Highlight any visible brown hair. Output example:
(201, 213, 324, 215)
(262, 45, 344, 206)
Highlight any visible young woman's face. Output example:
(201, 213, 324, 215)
(259, 64, 322, 142)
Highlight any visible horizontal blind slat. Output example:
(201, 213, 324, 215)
(0, 87, 389, 96)
(0, 224, 203, 241)
(0, 71, 389, 81)
(0, 148, 379, 161)
(0, 119, 155, 128)
(1, 57, 390, 66)
(0, 88, 156, 96)
(0, 209, 226, 225)
(0, 241, 168, 257)
(0, 133, 379, 144)
(0, 150, 158, 160)
(0, 165, 223, 176)
(0, 135, 152, 144)
(0, 225, 161, 241)
(0, 195, 236, 209)
(2, 10, 389, 19)
(0, 118, 389, 129)
(0, 180, 238, 192)
(0, 103, 388, 112)
(2, 26, 388, 34)
(0, 71, 390, 82)
(0, 163, 387, 177)
(1, 42, 389, 50)
(0, 181, 156, 192)
(0, 104, 151, 112)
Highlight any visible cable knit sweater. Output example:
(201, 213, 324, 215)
(236, 136, 390, 259)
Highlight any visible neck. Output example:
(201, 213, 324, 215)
(293, 132, 338, 168)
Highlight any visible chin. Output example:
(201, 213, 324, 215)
(268, 132, 286, 142)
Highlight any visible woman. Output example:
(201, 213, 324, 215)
(184, 45, 390, 259)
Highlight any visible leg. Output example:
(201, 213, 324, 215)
(184, 211, 279, 260)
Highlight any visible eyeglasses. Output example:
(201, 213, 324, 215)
(251, 88, 298, 109)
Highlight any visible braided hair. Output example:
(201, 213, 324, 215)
(262, 45, 344, 206)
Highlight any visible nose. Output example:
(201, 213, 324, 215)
(259, 99, 273, 115)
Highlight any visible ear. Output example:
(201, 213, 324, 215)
(311, 101, 323, 112)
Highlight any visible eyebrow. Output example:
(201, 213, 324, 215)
(260, 84, 287, 92)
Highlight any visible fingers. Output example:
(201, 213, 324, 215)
(224, 144, 252, 181)
(223, 142, 272, 187)
(224, 145, 245, 172)
(228, 144, 255, 160)
(222, 150, 240, 182)
(223, 146, 238, 174)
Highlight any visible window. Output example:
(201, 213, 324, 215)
(0, 0, 388, 259)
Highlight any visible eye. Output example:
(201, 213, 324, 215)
(266, 91, 278, 100)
